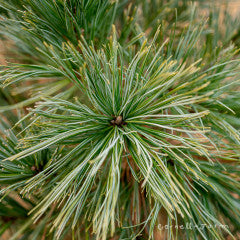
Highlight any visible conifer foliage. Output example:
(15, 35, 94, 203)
(0, 1, 240, 239)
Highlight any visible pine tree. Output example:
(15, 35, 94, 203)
(0, 1, 240, 239)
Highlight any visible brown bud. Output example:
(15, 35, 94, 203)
(31, 166, 37, 171)
(115, 116, 123, 126)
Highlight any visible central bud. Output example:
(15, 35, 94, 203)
(110, 116, 125, 127)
